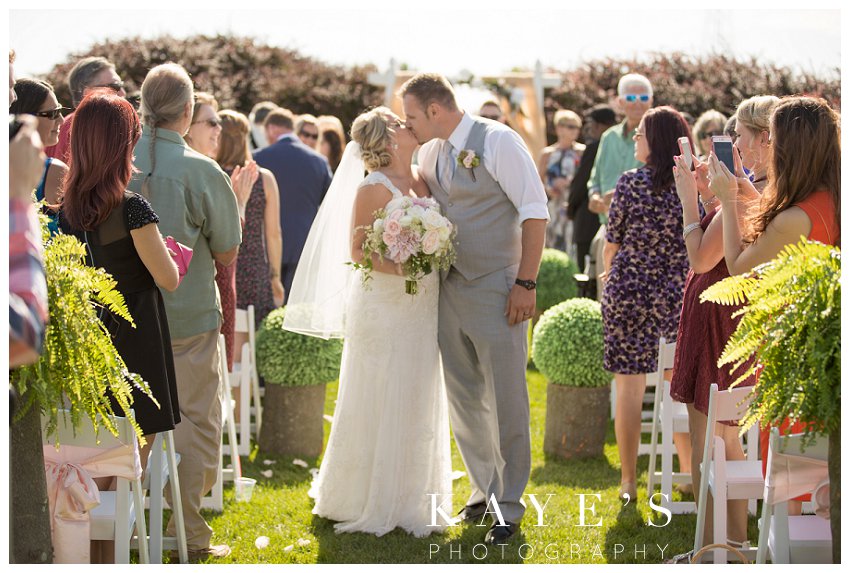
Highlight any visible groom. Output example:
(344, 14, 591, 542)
(400, 74, 548, 544)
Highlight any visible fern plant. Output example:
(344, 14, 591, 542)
(11, 215, 154, 443)
(700, 238, 840, 443)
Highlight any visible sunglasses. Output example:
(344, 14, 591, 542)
(93, 81, 125, 92)
(699, 130, 723, 139)
(300, 130, 319, 140)
(192, 118, 222, 128)
(33, 107, 70, 120)
(623, 94, 651, 103)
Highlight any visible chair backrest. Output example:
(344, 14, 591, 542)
(43, 410, 137, 449)
(708, 383, 755, 424)
(648, 337, 677, 388)
(765, 428, 829, 506)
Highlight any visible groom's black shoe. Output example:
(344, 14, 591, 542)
(456, 502, 488, 523)
(484, 521, 519, 545)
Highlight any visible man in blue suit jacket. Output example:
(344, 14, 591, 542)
(254, 108, 332, 303)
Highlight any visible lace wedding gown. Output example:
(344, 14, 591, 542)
(308, 172, 453, 537)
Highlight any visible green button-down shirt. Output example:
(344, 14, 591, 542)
(129, 125, 242, 339)
(587, 120, 643, 224)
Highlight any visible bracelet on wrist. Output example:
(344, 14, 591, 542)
(701, 196, 719, 208)
(683, 222, 701, 240)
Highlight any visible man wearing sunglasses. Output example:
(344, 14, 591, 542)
(586, 73, 653, 299)
(45, 56, 126, 163)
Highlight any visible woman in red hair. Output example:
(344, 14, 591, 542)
(59, 90, 181, 483)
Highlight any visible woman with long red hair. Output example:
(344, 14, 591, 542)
(59, 90, 181, 484)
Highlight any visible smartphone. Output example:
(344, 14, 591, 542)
(677, 137, 694, 170)
(712, 135, 735, 173)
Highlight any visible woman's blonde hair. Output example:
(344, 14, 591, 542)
(553, 109, 581, 127)
(216, 109, 252, 169)
(350, 107, 395, 172)
(735, 95, 780, 134)
(139, 63, 194, 128)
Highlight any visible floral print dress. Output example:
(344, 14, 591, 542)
(601, 166, 689, 374)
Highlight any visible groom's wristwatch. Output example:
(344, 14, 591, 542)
(515, 278, 537, 290)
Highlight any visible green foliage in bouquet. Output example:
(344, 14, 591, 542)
(532, 298, 610, 388)
(256, 307, 343, 386)
(536, 248, 579, 313)
(11, 216, 154, 443)
(700, 239, 840, 444)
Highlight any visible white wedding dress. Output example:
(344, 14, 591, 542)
(308, 171, 453, 537)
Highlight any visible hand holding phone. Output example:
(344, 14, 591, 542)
(711, 135, 735, 173)
(677, 137, 694, 170)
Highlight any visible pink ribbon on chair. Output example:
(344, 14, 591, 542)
(764, 446, 829, 514)
(44, 443, 142, 563)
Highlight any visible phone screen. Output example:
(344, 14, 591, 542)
(713, 138, 735, 173)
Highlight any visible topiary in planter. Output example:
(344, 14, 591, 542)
(532, 298, 611, 459)
(535, 248, 580, 315)
(256, 307, 343, 456)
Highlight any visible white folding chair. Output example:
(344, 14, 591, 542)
(646, 338, 694, 513)
(693, 383, 762, 564)
(42, 411, 149, 564)
(232, 305, 263, 455)
(756, 429, 831, 564)
(201, 334, 243, 511)
(140, 431, 188, 564)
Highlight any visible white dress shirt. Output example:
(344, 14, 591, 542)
(442, 112, 549, 224)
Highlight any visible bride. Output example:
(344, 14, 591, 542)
(284, 107, 453, 537)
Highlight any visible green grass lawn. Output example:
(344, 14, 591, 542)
(181, 370, 757, 564)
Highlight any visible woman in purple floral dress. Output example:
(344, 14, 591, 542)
(601, 106, 691, 500)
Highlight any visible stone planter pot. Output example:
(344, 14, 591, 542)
(544, 382, 610, 459)
(259, 383, 326, 457)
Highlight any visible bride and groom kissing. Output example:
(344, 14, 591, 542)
(284, 73, 549, 545)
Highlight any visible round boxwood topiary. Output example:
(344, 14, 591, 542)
(256, 307, 343, 386)
(532, 298, 610, 387)
(536, 248, 580, 313)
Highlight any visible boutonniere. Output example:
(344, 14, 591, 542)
(457, 149, 480, 181)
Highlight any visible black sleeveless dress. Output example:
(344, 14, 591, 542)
(59, 191, 180, 435)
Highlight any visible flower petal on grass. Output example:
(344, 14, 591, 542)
(297, 538, 311, 547)
(323, 414, 334, 423)
(292, 459, 308, 468)
(451, 470, 466, 480)
(283, 545, 294, 552)
(261, 469, 273, 478)
(263, 459, 277, 466)
(254, 536, 270, 549)
(309, 468, 320, 478)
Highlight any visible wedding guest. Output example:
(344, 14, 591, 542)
(217, 110, 283, 327)
(478, 99, 506, 123)
(10, 78, 69, 234)
(45, 56, 126, 163)
(317, 114, 346, 173)
(567, 104, 616, 272)
(129, 62, 241, 560)
(692, 109, 727, 160)
(254, 107, 332, 302)
(295, 113, 320, 149)
(601, 106, 691, 501)
(248, 100, 277, 151)
(183, 92, 237, 371)
(732, 95, 779, 188)
(538, 109, 585, 252)
(724, 114, 737, 141)
(587, 73, 652, 299)
(709, 95, 839, 516)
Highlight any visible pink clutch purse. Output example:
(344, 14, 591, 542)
(165, 236, 193, 285)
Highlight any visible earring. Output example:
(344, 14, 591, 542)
(392, 143, 399, 150)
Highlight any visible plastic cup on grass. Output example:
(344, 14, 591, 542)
(235, 477, 257, 502)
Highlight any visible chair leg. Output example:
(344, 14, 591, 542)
(148, 434, 165, 563)
(756, 499, 773, 563)
(660, 386, 674, 509)
(132, 478, 150, 564)
(647, 383, 662, 497)
(165, 431, 188, 564)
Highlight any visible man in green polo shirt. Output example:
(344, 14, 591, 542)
(129, 63, 242, 560)
(586, 73, 653, 299)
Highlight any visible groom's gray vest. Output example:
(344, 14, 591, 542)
(423, 120, 522, 281)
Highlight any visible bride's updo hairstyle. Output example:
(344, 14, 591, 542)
(350, 107, 395, 172)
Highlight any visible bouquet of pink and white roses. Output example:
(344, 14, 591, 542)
(352, 195, 456, 295)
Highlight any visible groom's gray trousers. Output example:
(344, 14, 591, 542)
(439, 264, 530, 524)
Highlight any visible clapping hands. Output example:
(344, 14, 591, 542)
(231, 160, 260, 208)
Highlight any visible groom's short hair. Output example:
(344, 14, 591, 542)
(399, 73, 459, 112)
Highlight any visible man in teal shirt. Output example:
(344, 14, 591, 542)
(586, 73, 653, 298)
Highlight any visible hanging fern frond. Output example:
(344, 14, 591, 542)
(11, 215, 154, 444)
(701, 239, 841, 447)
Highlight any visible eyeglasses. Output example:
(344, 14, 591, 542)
(699, 130, 723, 139)
(634, 131, 645, 140)
(192, 118, 221, 128)
(33, 107, 70, 120)
(93, 81, 125, 92)
(623, 94, 651, 103)
(299, 130, 319, 141)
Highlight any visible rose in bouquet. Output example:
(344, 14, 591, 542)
(352, 196, 456, 294)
